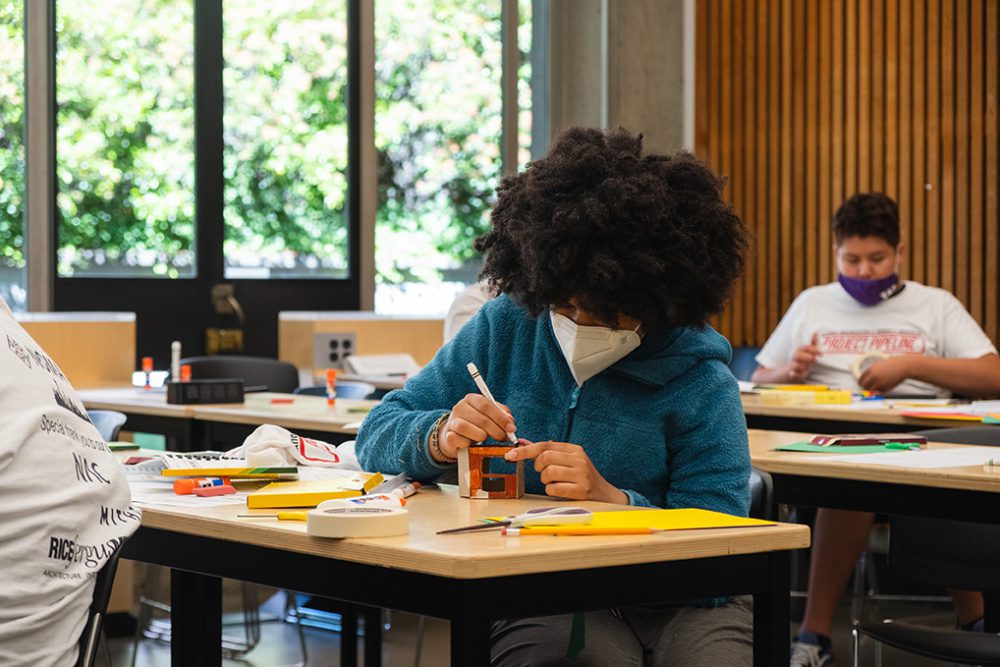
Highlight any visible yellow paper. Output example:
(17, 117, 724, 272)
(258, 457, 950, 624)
(247, 472, 384, 509)
(489, 508, 775, 531)
(758, 389, 852, 406)
(755, 383, 830, 392)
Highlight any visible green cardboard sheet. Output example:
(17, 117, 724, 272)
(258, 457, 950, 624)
(773, 441, 915, 454)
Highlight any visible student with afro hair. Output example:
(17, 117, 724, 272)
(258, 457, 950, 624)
(357, 126, 754, 665)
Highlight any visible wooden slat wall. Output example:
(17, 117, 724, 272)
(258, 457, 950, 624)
(695, 0, 1000, 346)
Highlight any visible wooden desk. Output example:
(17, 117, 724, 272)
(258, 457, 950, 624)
(749, 429, 1000, 524)
(79, 388, 369, 451)
(124, 487, 808, 666)
(193, 392, 376, 432)
(742, 394, 983, 433)
(750, 428, 1000, 631)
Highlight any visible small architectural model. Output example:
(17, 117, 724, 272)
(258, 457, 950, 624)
(457, 445, 524, 499)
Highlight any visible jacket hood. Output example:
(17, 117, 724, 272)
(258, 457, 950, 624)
(611, 324, 733, 387)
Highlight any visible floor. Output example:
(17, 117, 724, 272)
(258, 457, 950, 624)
(106, 592, 452, 667)
(99, 592, 968, 667)
(792, 594, 962, 666)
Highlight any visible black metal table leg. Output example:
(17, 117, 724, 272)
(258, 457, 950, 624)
(753, 550, 791, 667)
(171, 569, 222, 666)
(363, 605, 383, 667)
(450, 584, 491, 667)
(341, 604, 359, 665)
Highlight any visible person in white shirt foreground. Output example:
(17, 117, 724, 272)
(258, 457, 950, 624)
(0, 296, 139, 667)
(753, 192, 1000, 667)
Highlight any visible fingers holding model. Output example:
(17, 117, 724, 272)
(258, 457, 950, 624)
(857, 355, 913, 394)
(506, 441, 628, 505)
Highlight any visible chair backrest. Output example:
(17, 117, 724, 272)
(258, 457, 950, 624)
(180, 355, 299, 393)
(86, 409, 127, 442)
(75, 539, 127, 667)
(728, 346, 762, 382)
(890, 516, 1000, 593)
(748, 466, 774, 520)
(890, 427, 1000, 592)
(293, 381, 377, 400)
(913, 426, 1000, 446)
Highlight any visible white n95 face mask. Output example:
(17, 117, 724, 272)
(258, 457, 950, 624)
(549, 311, 642, 386)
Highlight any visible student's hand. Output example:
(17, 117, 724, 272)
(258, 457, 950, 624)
(786, 335, 822, 382)
(437, 394, 516, 460)
(858, 356, 915, 394)
(504, 441, 629, 504)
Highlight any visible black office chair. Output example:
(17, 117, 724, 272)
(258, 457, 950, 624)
(851, 426, 1000, 666)
(293, 380, 377, 400)
(748, 466, 774, 521)
(729, 345, 762, 382)
(180, 355, 299, 393)
(852, 516, 1000, 665)
(76, 539, 127, 667)
(87, 409, 128, 442)
(912, 425, 1000, 446)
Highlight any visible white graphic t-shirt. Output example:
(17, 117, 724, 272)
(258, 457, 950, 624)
(0, 298, 140, 666)
(756, 281, 998, 397)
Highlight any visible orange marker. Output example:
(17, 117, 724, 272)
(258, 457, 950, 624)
(173, 478, 223, 495)
(141, 356, 153, 390)
(326, 368, 337, 406)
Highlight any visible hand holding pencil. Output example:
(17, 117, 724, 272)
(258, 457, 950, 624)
(432, 363, 519, 461)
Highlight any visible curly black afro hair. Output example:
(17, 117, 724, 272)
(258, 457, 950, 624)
(474, 126, 749, 332)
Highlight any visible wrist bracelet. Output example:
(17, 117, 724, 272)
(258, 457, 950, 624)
(429, 412, 455, 463)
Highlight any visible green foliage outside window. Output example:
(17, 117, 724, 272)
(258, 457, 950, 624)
(0, 1, 25, 273)
(375, 0, 504, 287)
(55, 0, 196, 277)
(223, 2, 349, 277)
(19, 0, 528, 292)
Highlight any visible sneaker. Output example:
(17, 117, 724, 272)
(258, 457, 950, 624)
(960, 616, 985, 633)
(789, 635, 834, 667)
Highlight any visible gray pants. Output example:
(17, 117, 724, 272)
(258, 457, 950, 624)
(490, 596, 753, 667)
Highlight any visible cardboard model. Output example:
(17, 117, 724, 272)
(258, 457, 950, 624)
(457, 445, 524, 499)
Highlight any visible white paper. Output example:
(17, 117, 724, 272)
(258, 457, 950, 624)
(127, 480, 249, 507)
(824, 446, 1000, 468)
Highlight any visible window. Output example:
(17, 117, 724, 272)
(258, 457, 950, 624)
(0, 1, 25, 308)
(55, 0, 196, 279)
(36, 2, 532, 358)
(373, 0, 531, 314)
(223, 2, 350, 280)
(517, 0, 533, 168)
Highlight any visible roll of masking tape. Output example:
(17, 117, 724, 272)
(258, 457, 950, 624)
(851, 351, 889, 380)
(306, 506, 409, 538)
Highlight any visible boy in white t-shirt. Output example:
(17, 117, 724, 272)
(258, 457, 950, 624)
(753, 193, 1000, 666)
(0, 297, 140, 666)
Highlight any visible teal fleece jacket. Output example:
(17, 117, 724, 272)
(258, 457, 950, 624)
(356, 295, 750, 516)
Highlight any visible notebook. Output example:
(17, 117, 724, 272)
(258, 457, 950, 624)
(155, 452, 298, 480)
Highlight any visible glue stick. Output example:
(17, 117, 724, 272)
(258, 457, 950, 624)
(326, 368, 337, 406)
(142, 356, 153, 390)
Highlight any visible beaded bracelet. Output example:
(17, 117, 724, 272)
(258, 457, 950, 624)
(428, 412, 456, 463)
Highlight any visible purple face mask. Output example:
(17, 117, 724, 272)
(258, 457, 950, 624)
(838, 273, 901, 306)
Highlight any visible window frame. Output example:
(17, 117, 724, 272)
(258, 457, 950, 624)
(18, 0, 534, 363)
